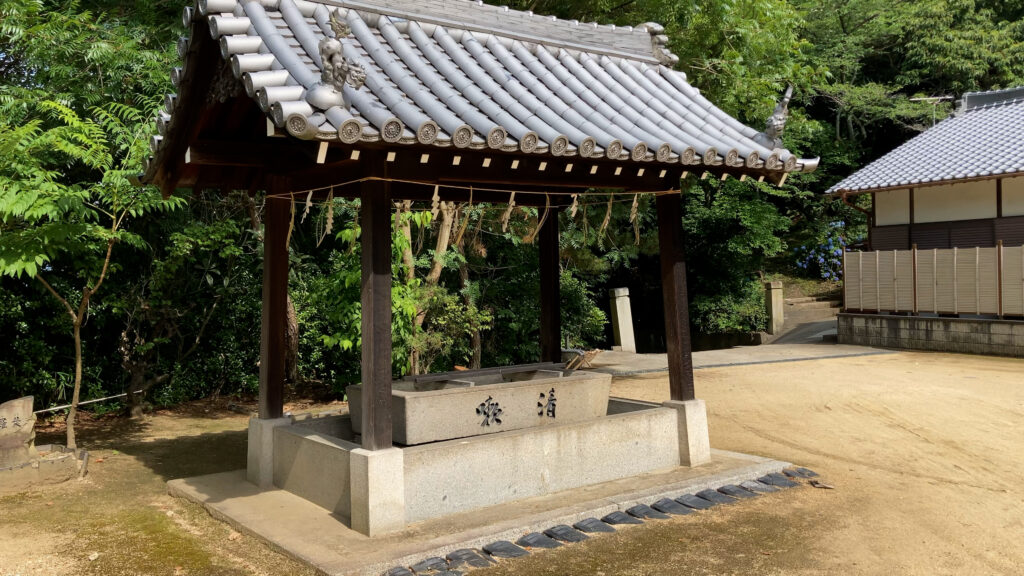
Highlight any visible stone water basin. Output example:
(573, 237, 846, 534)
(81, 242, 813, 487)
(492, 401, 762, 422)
(346, 366, 612, 445)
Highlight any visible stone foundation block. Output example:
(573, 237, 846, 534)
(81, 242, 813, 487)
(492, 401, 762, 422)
(246, 416, 291, 488)
(663, 399, 711, 467)
(350, 447, 405, 537)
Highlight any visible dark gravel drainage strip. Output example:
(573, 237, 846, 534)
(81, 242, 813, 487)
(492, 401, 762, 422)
(382, 467, 820, 576)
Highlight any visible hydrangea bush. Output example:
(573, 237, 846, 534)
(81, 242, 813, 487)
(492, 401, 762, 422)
(795, 223, 851, 281)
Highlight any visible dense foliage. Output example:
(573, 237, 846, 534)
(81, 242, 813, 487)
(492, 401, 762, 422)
(3, 0, 1024, 418)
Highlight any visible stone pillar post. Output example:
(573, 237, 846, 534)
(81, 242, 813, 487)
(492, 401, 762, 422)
(246, 415, 291, 488)
(608, 288, 637, 353)
(764, 281, 784, 335)
(662, 399, 711, 467)
(350, 447, 405, 536)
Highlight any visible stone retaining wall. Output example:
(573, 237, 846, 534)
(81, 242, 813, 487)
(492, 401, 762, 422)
(837, 313, 1024, 357)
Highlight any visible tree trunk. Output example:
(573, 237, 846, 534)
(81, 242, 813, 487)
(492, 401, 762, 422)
(399, 201, 415, 284)
(285, 295, 299, 383)
(127, 366, 145, 419)
(68, 318, 83, 450)
(410, 202, 458, 375)
(456, 237, 482, 370)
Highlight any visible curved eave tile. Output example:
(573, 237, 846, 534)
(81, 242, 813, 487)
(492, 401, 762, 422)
(147, 0, 815, 186)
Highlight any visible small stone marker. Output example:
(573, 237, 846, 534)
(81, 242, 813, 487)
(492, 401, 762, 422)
(695, 489, 736, 505)
(446, 549, 493, 568)
(0, 396, 38, 468)
(796, 467, 819, 477)
(601, 510, 643, 525)
(574, 517, 616, 533)
(410, 556, 447, 573)
(652, 497, 693, 515)
(544, 524, 588, 543)
(740, 480, 779, 493)
(483, 540, 529, 558)
(516, 532, 561, 549)
(626, 504, 670, 520)
(718, 485, 757, 499)
(675, 494, 715, 510)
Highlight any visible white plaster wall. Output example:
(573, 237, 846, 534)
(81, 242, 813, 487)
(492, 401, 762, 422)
(1003, 176, 1024, 217)
(914, 181, 997, 223)
(875, 189, 910, 226)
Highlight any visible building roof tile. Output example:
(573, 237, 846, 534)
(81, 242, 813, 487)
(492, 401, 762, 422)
(148, 0, 817, 180)
(827, 87, 1024, 195)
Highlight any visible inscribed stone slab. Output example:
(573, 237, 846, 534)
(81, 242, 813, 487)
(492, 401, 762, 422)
(0, 396, 37, 468)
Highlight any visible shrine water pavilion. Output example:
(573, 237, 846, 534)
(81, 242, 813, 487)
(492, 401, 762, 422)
(144, 0, 817, 540)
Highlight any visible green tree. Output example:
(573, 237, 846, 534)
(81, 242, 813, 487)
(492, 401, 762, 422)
(1, 0, 182, 444)
(0, 95, 182, 447)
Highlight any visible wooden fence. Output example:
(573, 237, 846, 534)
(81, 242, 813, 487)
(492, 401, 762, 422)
(843, 243, 1024, 316)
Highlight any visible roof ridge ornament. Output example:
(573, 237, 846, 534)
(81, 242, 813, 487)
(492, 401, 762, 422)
(754, 84, 793, 151)
(639, 22, 678, 67)
(311, 9, 367, 111)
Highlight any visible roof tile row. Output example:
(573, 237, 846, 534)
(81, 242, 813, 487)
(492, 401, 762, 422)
(152, 0, 818, 175)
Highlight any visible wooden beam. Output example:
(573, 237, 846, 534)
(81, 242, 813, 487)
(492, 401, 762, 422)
(259, 176, 291, 419)
(656, 193, 695, 401)
(148, 24, 221, 194)
(997, 178, 1003, 218)
(360, 153, 394, 450)
(185, 138, 317, 168)
(909, 188, 915, 250)
(288, 148, 688, 193)
(539, 206, 561, 363)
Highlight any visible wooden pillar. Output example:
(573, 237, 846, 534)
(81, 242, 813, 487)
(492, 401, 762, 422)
(259, 178, 290, 419)
(539, 206, 561, 363)
(656, 193, 695, 401)
(360, 158, 393, 450)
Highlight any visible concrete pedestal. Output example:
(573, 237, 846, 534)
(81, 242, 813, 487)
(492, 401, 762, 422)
(349, 447, 405, 537)
(608, 288, 636, 353)
(663, 399, 711, 467)
(765, 281, 784, 335)
(246, 416, 292, 488)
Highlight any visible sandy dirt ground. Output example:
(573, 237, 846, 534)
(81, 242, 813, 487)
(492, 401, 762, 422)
(479, 350, 1024, 575)
(2, 350, 1022, 575)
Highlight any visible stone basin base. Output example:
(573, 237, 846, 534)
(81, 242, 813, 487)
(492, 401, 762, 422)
(0, 445, 84, 493)
(264, 397, 682, 527)
(346, 368, 612, 445)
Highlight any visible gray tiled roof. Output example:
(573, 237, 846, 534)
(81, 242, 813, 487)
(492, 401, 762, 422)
(827, 86, 1024, 195)
(154, 0, 817, 173)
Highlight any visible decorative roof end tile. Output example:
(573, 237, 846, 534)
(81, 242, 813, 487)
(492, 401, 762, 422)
(317, 9, 367, 111)
(754, 84, 793, 150)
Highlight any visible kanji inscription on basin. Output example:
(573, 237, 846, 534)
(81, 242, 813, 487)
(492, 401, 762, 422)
(0, 396, 38, 468)
(347, 370, 611, 445)
(538, 388, 557, 418)
(476, 396, 503, 426)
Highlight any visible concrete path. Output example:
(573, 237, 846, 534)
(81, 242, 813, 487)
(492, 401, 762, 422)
(587, 342, 891, 376)
(770, 318, 838, 345)
(767, 297, 840, 344)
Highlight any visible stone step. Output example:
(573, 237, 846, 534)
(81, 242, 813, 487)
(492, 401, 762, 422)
(786, 300, 841, 310)
(786, 308, 840, 320)
(784, 295, 838, 304)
